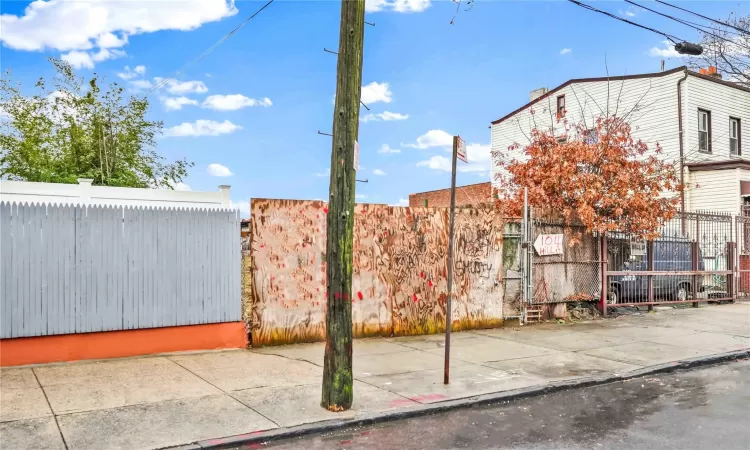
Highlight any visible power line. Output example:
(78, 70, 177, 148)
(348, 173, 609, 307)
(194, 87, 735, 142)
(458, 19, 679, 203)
(566, 0, 685, 44)
(625, 0, 750, 53)
(149, 0, 275, 93)
(654, 0, 750, 37)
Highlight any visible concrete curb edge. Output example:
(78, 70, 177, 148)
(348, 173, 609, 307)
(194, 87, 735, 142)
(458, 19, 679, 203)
(167, 349, 750, 450)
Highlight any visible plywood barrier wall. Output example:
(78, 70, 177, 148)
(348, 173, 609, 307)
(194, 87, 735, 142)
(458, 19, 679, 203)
(250, 199, 506, 346)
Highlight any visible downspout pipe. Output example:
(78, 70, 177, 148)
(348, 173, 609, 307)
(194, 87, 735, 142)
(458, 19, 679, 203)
(677, 69, 689, 235)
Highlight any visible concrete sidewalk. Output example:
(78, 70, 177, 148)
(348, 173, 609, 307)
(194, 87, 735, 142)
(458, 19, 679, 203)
(2, 303, 749, 450)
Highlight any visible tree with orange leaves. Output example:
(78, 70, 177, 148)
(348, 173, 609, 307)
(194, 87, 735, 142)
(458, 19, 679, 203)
(493, 116, 681, 241)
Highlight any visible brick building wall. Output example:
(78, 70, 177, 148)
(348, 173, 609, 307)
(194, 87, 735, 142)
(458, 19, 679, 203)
(409, 182, 492, 208)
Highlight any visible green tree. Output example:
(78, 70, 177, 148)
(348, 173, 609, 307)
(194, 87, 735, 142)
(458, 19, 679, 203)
(0, 58, 192, 188)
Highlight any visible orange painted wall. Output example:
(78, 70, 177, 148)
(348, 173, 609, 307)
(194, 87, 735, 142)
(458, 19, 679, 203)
(0, 322, 248, 367)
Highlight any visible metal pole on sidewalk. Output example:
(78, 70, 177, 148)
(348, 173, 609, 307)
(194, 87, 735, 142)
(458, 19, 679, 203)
(444, 136, 459, 385)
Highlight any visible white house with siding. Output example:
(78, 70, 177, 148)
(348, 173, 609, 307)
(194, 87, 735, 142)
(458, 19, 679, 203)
(490, 66, 750, 216)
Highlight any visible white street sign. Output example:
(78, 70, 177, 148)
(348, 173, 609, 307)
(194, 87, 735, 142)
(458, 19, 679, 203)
(630, 240, 646, 257)
(456, 136, 467, 163)
(354, 140, 359, 172)
(533, 234, 564, 256)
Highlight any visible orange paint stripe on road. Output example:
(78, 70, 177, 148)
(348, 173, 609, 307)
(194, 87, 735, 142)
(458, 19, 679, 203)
(0, 322, 247, 367)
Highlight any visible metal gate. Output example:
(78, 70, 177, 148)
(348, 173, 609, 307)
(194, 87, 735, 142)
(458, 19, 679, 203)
(735, 213, 750, 298)
(604, 212, 735, 313)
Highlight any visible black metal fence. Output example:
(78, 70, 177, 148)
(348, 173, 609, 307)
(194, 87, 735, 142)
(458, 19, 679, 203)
(604, 212, 735, 311)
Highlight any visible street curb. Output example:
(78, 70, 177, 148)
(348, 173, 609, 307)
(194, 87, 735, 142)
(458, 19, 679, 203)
(167, 349, 750, 449)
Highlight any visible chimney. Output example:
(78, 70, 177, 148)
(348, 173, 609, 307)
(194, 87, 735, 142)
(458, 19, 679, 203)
(529, 87, 549, 102)
(661, 60, 665, 72)
(707, 66, 722, 79)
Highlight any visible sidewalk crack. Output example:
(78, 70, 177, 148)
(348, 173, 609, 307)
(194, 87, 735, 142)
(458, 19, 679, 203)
(31, 368, 69, 450)
(165, 357, 281, 428)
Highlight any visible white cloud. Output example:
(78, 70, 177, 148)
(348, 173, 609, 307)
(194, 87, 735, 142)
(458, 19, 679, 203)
(361, 82, 392, 104)
(314, 168, 331, 177)
(154, 78, 209, 95)
(404, 129, 453, 149)
(97, 32, 128, 49)
(378, 144, 401, 154)
(62, 47, 125, 69)
(164, 119, 242, 137)
(356, 194, 367, 199)
(207, 163, 233, 177)
(619, 7, 638, 17)
(366, 0, 390, 12)
(392, 198, 409, 207)
(0, 0, 238, 66)
(417, 143, 491, 173)
(416, 156, 451, 172)
(162, 96, 199, 111)
(61, 51, 94, 69)
(174, 182, 191, 191)
(202, 95, 272, 111)
(367, 0, 431, 13)
(362, 111, 409, 123)
(649, 40, 682, 58)
(231, 200, 250, 217)
(118, 65, 146, 80)
(560, 48, 572, 55)
(129, 79, 154, 90)
(373, 169, 386, 176)
(92, 47, 126, 62)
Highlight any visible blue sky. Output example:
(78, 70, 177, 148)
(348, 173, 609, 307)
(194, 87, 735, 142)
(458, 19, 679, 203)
(1, 0, 747, 215)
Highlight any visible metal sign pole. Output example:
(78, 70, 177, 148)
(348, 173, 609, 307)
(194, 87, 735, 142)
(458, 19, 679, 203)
(444, 136, 459, 385)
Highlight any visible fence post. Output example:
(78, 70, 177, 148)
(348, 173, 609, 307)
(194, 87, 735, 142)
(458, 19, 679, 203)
(691, 241, 699, 308)
(218, 185, 231, 208)
(727, 241, 736, 303)
(647, 240, 654, 312)
(600, 233, 608, 316)
(77, 178, 93, 205)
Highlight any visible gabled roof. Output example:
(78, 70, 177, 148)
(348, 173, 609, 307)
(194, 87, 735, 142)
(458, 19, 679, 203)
(490, 66, 750, 126)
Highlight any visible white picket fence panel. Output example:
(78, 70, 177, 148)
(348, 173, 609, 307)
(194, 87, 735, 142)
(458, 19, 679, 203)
(0, 202, 241, 338)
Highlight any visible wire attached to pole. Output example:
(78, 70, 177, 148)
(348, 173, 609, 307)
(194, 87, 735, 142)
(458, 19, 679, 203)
(567, 0, 686, 44)
(654, 0, 750, 37)
(625, 0, 750, 52)
(150, 0, 275, 93)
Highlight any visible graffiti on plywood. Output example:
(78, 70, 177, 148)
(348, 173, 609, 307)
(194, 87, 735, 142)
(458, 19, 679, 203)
(251, 199, 328, 345)
(251, 199, 506, 346)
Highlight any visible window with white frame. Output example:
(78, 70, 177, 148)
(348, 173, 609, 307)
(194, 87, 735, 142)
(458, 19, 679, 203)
(730, 117, 741, 156)
(698, 109, 711, 153)
(583, 128, 599, 144)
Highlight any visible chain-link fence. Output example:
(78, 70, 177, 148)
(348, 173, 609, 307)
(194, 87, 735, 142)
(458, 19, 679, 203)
(531, 219, 601, 304)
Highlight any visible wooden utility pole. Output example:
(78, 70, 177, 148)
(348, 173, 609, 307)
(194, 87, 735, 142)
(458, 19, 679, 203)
(321, 0, 365, 412)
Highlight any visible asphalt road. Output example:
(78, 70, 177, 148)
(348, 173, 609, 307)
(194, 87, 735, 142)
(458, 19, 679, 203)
(237, 360, 750, 450)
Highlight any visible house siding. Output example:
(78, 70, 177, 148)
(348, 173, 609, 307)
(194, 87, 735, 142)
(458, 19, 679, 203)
(688, 169, 739, 214)
(683, 75, 750, 164)
(491, 68, 750, 215)
(491, 70, 686, 188)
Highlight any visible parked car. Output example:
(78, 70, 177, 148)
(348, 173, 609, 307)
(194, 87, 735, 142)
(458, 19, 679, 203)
(608, 240, 704, 304)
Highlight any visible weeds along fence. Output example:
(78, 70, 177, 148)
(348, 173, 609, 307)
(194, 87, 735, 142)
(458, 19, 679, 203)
(0, 202, 241, 339)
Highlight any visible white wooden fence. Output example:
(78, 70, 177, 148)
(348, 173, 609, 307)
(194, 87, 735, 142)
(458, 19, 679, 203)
(0, 202, 241, 339)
